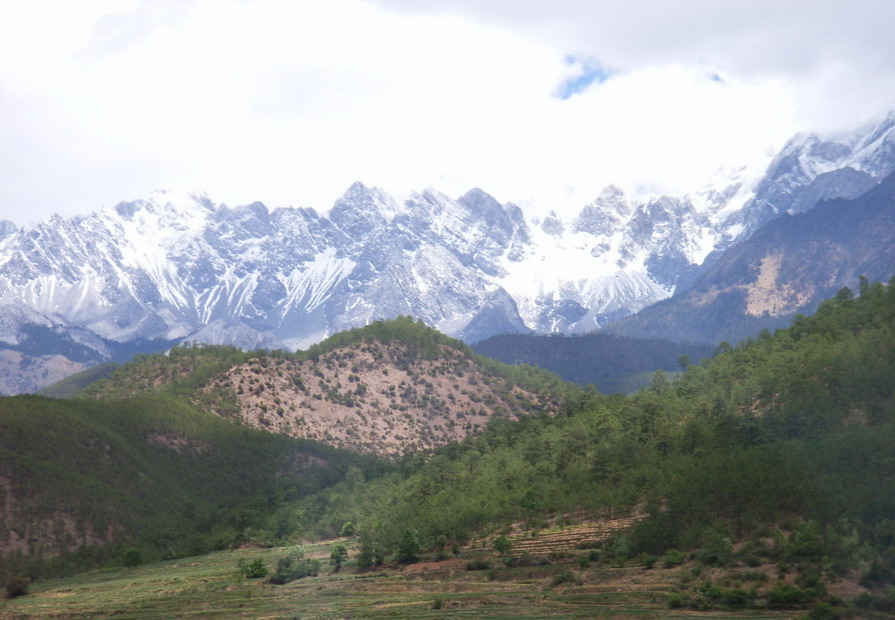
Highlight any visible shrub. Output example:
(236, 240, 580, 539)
(551, 569, 580, 587)
(697, 530, 733, 566)
(330, 544, 348, 572)
(122, 547, 142, 567)
(356, 533, 383, 570)
(767, 582, 807, 608)
(237, 558, 268, 579)
(724, 587, 750, 609)
(504, 554, 538, 568)
(5, 577, 29, 599)
(662, 549, 686, 567)
(269, 548, 321, 585)
(605, 534, 630, 564)
(493, 535, 512, 556)
(807, 601, 839, 620)
(667, 592, 685, 609)
(466, 559, 491, 571)
(397, 530, 420, 564)
(340, 522, 356, 537)
(433, 534, 448, 552)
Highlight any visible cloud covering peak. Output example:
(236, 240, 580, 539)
(1, 0, 893, 225)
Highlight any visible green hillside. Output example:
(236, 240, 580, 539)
(0, 393, 387, 581)
(287, 278, 895, 615)
(1, 317, 570, 582)
(3, 283, 895, 617)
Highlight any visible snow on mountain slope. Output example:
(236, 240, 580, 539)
(720, 112, 895, 240)
(0, 113, 892, 378)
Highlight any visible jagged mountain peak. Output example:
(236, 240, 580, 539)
(605, 168, 895, 344)
(771, 113, 895, 181)
(639, 194, 698, 219)
(111, 190, 216, 220)
(573, 185, 632, 236)
(540, 211, 565, 236)
(329, 181, 401, 235)
(456, 187, 527, 241)
(0, 220, 17, 240)
(457, 187, 505, 220)
(458, 186, 498, 206)
(859, 112, 895, 148)
(713, 112, 895, 245)
(593, 184, 629, 209)
(212, 201, 271, 225)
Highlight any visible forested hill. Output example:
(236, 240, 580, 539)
(473, 332, 714, 393)
(73, 317, 572, 455)
(0, 393, 386, 580)
(294, 279, 895, 610)
(6, 282, 895, 615)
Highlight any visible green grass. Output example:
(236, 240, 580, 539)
(1, 542, 800, 619)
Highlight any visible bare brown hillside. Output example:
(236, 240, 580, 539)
(200, 341, 558, 456)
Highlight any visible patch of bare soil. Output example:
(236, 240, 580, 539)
(744, 253, 813, 317)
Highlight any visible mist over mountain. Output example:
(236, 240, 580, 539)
(0, 113, 893, 393)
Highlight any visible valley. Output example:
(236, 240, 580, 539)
(3, 5, 894, 618)
(1, 282, 894, 618)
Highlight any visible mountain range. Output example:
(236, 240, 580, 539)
(606, 168, 895, 343)
(0, 113, 893, 393)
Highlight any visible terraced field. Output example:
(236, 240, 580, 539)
(495, 517, 644, 557)
(1, 538, 802, 619)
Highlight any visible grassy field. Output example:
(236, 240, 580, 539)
(1, 538, 806, 619)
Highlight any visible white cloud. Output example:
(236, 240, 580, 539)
(1, 0, 893, 225)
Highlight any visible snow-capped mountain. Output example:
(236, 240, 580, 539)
(0, 112, 893, 393)
(0, 182, 712, 355)
(718, 113, 895, 241)
(605, 167, 895, 344)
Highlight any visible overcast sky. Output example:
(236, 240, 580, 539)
(1, 0, 894, 226)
